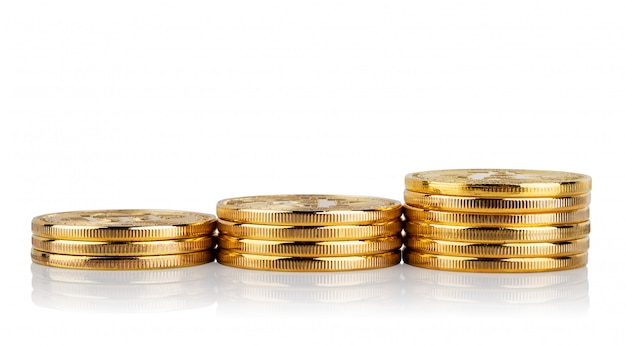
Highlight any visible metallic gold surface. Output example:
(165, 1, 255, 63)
(403, 190, 590, 213)
(218, 234, 402, 257)
(403, 205, 589, 226)
(217, 219, 402, 241)
(31, 249, 213, 270)
(402, 250, 588, 273)
(404, 221, 590, 243)
(405, 169, 591, 197)
(32, 210, 217, 241)
(32, 235, 214, 256)
(216, 195, 402, 226)
(217, 249, 401, 272)
(405, 236, 589, 258)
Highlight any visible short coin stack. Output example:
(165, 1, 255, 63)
(31, 210, 217, 270)
(216, 195, 403, 271)
(402, 169, 591, 272)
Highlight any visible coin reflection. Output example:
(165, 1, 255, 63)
(402, 265, 589, 316)
(214, 264, 403, 316)
(31, 263, 217, 313)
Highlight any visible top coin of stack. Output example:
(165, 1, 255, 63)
(31, 210, 217, 270)
(215, 194, 403, 271)
(402, 169, 592, 273)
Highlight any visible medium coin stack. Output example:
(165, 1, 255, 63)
(402, 169, 592, 273)
(31, 210, 217, 270)
(215, 195, 403, 271)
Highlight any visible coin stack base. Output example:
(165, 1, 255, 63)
(403, 169, 591, 273)
(216, 195, 403, 272)
(31, 210, 217, 270)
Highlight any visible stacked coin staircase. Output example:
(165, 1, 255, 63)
(215, 195, 404, 271)
(31, 210, 217, 270)
(30, 169, 592, 274)
(402, 169, 592, 272)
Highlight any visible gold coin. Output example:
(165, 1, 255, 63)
(218, 234, 402, 257)
(405, 236, 589, 258)
(403, 205, 589, 226)
(402, 250, 588, 273)
(32, 209, 217, 241)
(31, 249, 213, 270)
(217, 219, 402, 241)
(404, 190, 590, 213)
(31, 235, 214, 256)
(404, 221, 590, 243)
(405, 169, 591, 197)
(216, 195, 402, 226)
(217, 249, 401, 272)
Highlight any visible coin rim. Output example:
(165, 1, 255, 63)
(403, 220, 591, 243)
(218, 234, 402, 257)
(402, 250, 588, 273)
(31, 249, 214, 270)
(217, 219, 402, 241)
(216, 194, 402, 226)
(403, 190, 591, 213)
(217, 249, 401, 272)
(403, 205, 590, 226)
(32, 235, 215, 256)
(405, 169, 592, 197)
(404, 236, 590, 258)
(32, 209, 217, 241)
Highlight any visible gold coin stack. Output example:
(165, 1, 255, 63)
(402, 169, 592, 273)
(31, 210, 217, 270)
(215, 195, 404, 271)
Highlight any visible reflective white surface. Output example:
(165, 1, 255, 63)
(31, 263, 217, 313)
(31, 262, 588, 317)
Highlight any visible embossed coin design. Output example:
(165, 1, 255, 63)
(217, 195, 403, 226)
(402, 168, 591, 273)
(32, 210, 217, 241)
(215, 194, 404, 271)
(31, 210, 218, 269)
(405, 169, 592, 197)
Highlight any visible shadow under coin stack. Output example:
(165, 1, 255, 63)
(216, 195, 403, 271)
(402, 169, 591, 272)
(31, 210, 217, 270)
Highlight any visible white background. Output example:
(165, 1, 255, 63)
(1, 1, 625, 345)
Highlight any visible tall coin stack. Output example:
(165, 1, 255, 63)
(402, 169, 592, 272)
(216, 195, 403, 271)
(31, 210, 217, 270)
